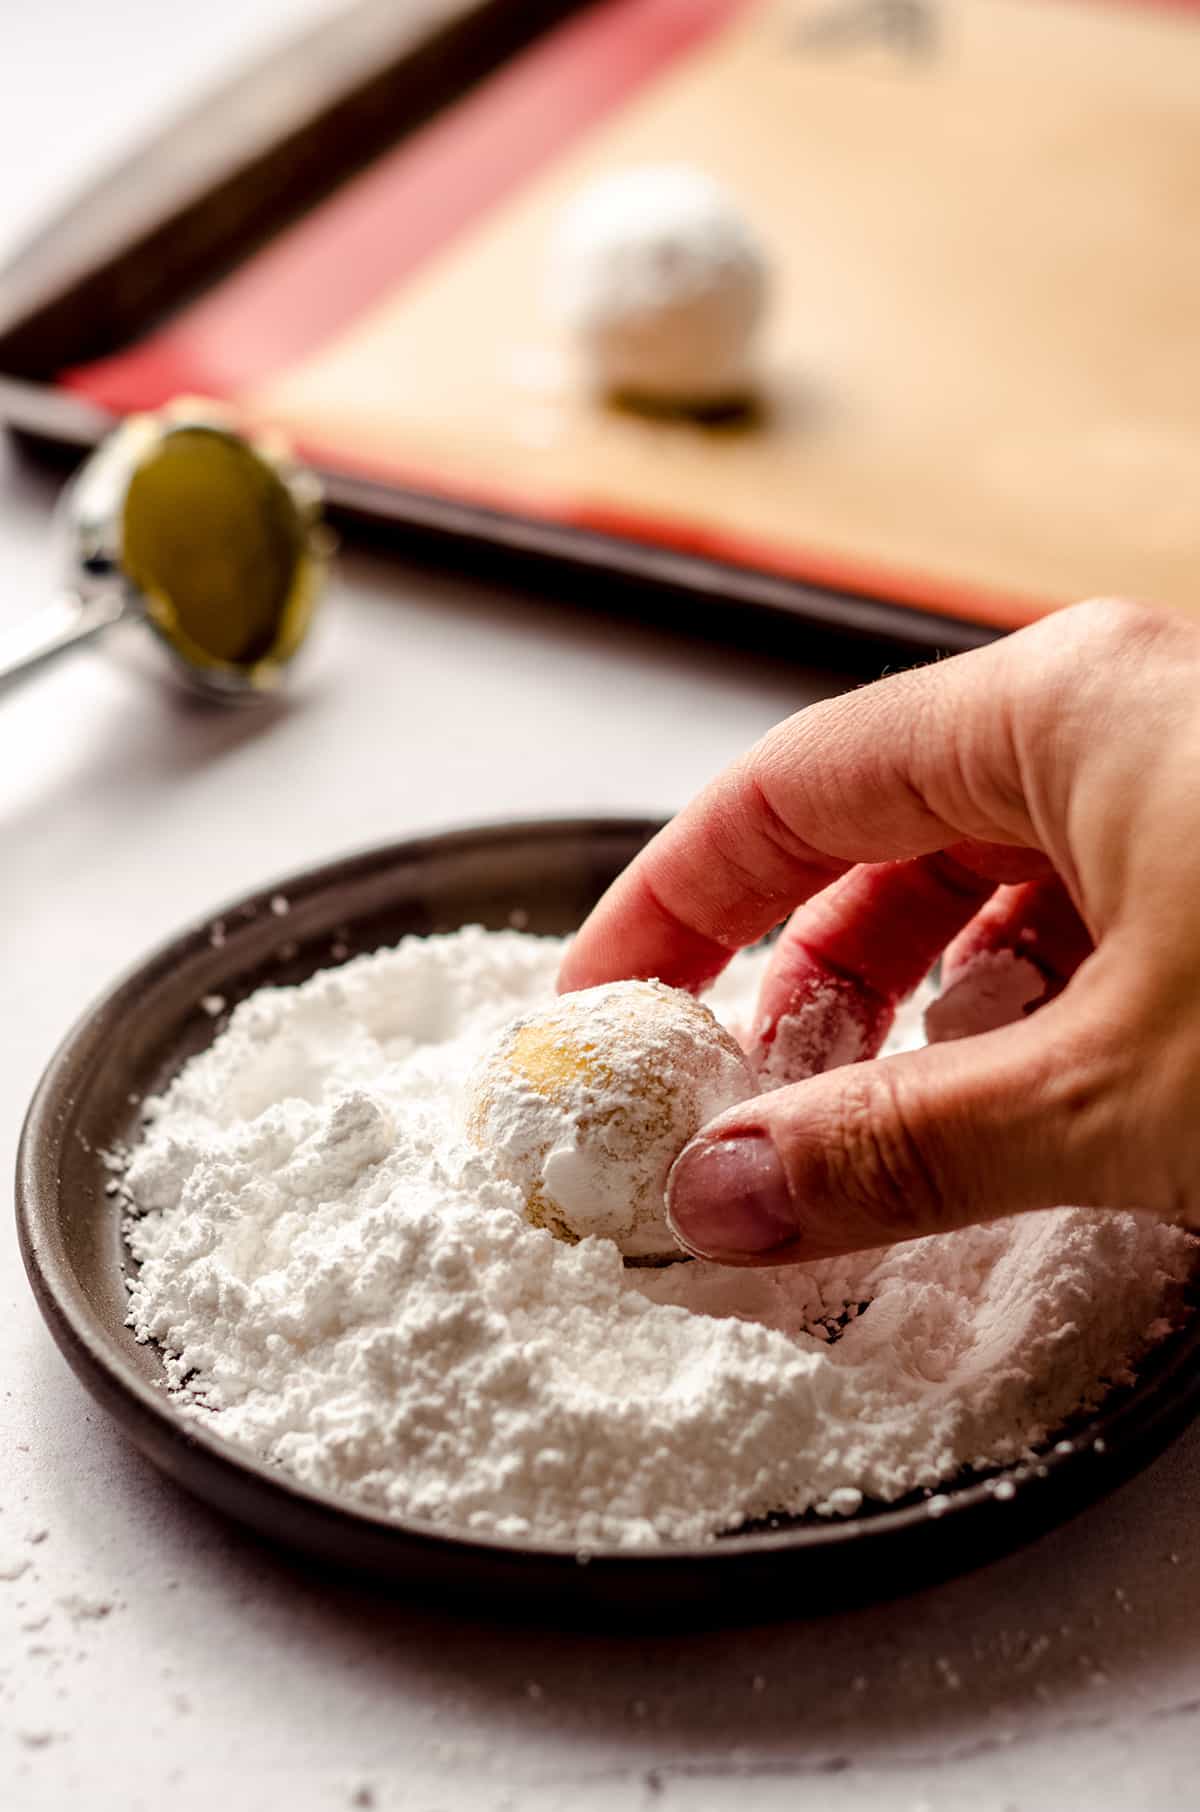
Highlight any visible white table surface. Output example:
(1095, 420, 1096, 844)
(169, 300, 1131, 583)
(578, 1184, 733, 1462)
(3, 6, 1199, 1809)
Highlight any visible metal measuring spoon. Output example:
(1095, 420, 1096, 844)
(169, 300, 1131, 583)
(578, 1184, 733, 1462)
(0, 403, 330, 700)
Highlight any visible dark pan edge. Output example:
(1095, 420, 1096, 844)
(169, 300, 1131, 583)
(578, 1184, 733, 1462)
(16, 819, 1200, 1621)
(0, 378, 996, 666)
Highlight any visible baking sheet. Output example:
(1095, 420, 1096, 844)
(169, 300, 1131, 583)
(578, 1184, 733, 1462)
(49, 0, 1200, 633)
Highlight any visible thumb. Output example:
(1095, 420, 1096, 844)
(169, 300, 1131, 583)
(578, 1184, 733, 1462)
(666, 995, 1134, 1264)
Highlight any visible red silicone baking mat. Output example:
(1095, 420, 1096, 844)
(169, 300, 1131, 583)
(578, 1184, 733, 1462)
(58, 0, 1200, 635)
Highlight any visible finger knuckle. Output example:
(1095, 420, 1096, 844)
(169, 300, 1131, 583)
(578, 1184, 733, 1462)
(822, 1064, 944, 1241)
(695, 799, 795, 926)
(740, 767, 814, 871)
(699, 752, 842, 924)
(1047, 596, 1178, 667)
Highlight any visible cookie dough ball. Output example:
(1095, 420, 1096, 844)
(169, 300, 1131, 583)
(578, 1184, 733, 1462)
(464, 979, 755, 1260)
(548, 164, 769, 410)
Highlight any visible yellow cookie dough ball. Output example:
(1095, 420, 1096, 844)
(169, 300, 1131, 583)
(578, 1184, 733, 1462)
(464, 979, 755, 1261)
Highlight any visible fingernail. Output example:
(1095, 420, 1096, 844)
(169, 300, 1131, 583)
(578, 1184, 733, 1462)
(667, 1131, 797, 1260)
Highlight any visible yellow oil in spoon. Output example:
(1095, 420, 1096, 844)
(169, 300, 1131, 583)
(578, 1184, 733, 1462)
(120, 423, 322, 686)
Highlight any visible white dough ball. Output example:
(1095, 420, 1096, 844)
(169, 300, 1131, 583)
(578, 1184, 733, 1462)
(464, 979, 755, 1260)
(548, 164, 769, 409)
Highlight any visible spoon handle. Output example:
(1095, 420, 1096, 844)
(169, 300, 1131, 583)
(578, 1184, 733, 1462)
(0, 591, 128, 694)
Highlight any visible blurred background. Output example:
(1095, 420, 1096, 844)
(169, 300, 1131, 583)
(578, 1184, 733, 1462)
(8, 0, 1199, 662)
(1, 2, 329, 261)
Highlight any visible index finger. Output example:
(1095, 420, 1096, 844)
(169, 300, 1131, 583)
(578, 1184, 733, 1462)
(558, 625, 1055, 997)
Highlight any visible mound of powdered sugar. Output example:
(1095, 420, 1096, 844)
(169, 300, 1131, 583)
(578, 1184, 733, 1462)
(121, 928, 1196, 1549)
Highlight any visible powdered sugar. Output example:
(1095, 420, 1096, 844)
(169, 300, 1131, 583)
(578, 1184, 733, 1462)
(121, 928, 1195, 1549)
(757, 979, 873, 1088)
(548, 164, 769, 407)
(925, 950, 1047, 1044)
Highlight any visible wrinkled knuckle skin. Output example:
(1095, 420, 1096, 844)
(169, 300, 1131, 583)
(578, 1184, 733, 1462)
(742, 769, 814, 870)
(696, 806, 793, 926)
(819, 1065, 943, 1244)
(1050, 596, 1178, 667)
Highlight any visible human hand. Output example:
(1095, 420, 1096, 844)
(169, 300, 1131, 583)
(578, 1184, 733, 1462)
(559, 600, 1200, 1264)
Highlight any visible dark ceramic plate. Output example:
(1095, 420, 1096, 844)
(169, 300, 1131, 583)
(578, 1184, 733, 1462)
(16, 819, 1200, 1620)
